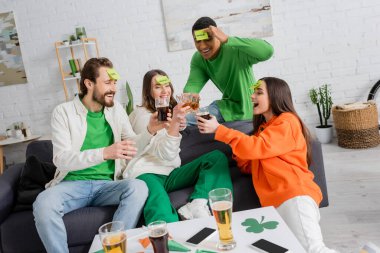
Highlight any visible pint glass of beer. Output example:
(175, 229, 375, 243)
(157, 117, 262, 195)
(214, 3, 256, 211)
(209, 188, 236, 250)
(155, 97, 170, 121)
(148, 220, 169, 253)
(98, 221, 126, 253)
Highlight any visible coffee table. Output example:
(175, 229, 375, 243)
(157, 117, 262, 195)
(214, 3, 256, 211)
(89, 206, 306, 252)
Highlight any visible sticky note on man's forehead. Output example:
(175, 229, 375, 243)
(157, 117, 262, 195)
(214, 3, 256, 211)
(194, 29, 209, 41)
(107, 68, 120, 80)
(156, 75, 171, 85)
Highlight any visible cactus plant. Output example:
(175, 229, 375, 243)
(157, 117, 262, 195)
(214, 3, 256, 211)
(309, 84, 333, 127)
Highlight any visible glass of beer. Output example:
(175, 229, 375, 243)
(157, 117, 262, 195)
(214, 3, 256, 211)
(176, 93, 199, 113)
(98, 221, 126, 253)
(208, 188, 236, 250)
(155, 97, 170, 121)
(148, 220, 169, 253)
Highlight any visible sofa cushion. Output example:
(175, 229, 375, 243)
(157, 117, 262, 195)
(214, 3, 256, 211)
(25, 140, 53, 163)
(14, 156, 56, 211)
(0, 206, 116, 253)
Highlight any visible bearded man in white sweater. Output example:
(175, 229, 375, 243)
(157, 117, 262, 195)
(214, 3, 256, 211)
(33, 58, 163, 253)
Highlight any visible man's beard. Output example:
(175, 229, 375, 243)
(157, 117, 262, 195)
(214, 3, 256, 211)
(93, 89, 115, 107)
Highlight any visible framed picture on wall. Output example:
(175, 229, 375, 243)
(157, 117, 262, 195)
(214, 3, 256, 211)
(161, 0, 273, 52)
(0, 11, 28, 86)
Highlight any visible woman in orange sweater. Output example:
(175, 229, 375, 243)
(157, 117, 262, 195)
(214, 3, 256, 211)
(197, 77, 338, 253)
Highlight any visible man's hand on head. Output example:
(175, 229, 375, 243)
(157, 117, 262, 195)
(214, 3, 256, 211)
(205, 26, 228, 44)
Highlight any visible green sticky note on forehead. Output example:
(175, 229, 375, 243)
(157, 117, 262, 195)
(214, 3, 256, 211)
(250, 80, 263, 91)
(194, 29, 209, 41)
(106, 68, 120, 80)
(156, 75, 171, 85)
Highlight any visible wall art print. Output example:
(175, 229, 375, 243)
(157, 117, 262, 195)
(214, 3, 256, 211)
(161, 0, 273, 52)
(0, 11, 28, 86)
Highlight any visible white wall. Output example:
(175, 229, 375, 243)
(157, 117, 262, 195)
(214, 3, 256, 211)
(1, 0, 379, 164)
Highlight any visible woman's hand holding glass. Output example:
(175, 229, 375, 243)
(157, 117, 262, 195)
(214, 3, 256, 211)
(147, 112, 167, 135)
(166, 103, 189, 136)
(197, 114, 220, 134)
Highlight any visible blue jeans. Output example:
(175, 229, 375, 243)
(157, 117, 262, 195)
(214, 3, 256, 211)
(186, 101, 225, 126)
(33, 179, 148, 253)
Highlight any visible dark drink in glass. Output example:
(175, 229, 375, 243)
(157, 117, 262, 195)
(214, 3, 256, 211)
(148, 221, 169, 253)
(155, 97, 170, 121)
(157, 106, 169, 121)
(197, 111, 211, 120)
(149, 230, 169, 253)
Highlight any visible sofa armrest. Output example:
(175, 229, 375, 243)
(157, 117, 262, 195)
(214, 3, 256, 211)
(310, 140, 329, 208)
(0, 163, 23, 223)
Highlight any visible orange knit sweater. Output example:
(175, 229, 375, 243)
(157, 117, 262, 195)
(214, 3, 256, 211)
(215, 112, 322, 207)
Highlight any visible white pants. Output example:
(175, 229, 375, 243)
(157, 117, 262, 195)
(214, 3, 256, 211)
(276, 196, 339, 253)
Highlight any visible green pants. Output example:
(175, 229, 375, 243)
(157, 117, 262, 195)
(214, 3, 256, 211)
(137, 150, 233, 225)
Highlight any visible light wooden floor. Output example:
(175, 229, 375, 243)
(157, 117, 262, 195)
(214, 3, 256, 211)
(319, 139, 380, 252)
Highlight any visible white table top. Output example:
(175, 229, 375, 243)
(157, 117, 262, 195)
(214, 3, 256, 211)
(89, 206, 306, 253)
(0, 135, 41, 146)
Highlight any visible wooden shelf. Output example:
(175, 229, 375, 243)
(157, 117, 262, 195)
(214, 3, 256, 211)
(55, 38, 99, 101)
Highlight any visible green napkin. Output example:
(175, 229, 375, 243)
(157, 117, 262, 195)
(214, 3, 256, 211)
(195, 249, 217, 253)
(168, 240, 191, 252)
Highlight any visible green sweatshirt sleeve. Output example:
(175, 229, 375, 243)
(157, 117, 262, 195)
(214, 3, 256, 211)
(184, 53, 208, 93)
(227, 37, 274, 65)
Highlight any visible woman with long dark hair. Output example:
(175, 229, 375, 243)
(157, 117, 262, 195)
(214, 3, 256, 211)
(128, 69, 233, 224)
(198, 77, 338, 253)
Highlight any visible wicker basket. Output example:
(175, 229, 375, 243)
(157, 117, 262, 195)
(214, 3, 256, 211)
(332, 102, 380, 149)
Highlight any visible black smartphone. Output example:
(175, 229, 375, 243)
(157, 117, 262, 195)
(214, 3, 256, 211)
(186, 227, 216, 245)
(250, 239, 289, 253)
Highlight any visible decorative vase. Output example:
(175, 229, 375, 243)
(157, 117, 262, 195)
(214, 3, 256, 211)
(315, 125, 333, 144)
(15, 129, 24, 140)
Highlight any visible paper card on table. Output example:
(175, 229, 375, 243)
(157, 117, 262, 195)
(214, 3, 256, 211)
(241, 216, 279, 233)
(138, 237, 151, 248)
(194, 29, 209, 41)
(107, 68, 121, 80)
(195, 249, 217, 253)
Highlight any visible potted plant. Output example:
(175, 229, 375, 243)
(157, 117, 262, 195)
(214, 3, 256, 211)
(309, 84, 333, 143)
(62, 40, 69, 46)
(76, 31, 84, 41)
(70, 35, 79, 44)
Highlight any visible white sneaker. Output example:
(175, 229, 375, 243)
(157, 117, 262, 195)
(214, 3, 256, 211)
(178, 202, 211, 220)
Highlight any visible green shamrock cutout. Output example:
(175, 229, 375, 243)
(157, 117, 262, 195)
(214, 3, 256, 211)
(241, 216, 279, 233)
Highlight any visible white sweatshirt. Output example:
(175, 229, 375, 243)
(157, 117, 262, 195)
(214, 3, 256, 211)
(126, 106, 181, 178)
(47, 96, 153, 188)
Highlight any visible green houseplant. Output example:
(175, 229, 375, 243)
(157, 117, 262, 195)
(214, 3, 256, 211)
(309, 84, 333, 143)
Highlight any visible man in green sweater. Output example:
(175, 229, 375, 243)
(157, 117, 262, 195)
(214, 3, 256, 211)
(184, 16, 274, 125)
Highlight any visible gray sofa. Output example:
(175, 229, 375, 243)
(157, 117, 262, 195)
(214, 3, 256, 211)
(0, 121, 329, 253)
